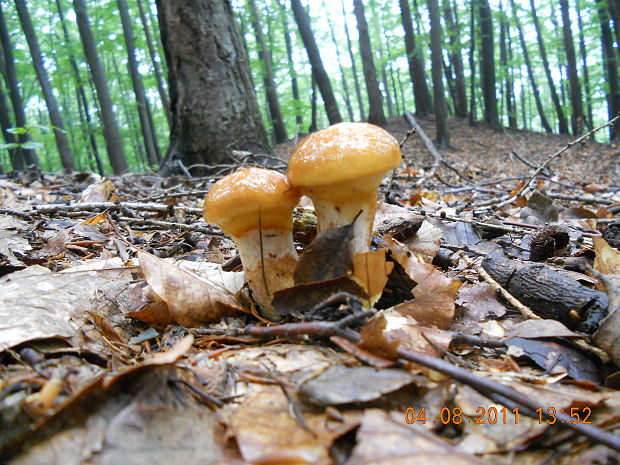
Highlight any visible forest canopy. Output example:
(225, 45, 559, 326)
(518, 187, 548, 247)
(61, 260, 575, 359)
(0, 0, 618, 173)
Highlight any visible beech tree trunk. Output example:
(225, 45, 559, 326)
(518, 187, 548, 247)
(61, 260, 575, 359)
(291, 0, 342, 125)
(0, 80, 20, 170)
(341, 0, 365, 120)
(598, 0, 620, 140)
(248, 0, 287, 143)
(353, 0, 387, 127)
(74, 0, 128, 174)
(15, 0, 73, 170)
(276, 0, 302, 132)
(155, 0, 269, 167)
(118, 0, 160, 167)
(399, 0, 433, 116)
(136, 0, 171, 125)
(575, 1, 593, 131)
(477, 0, 499, 129)
(468, 0, 476, 125)
(530, 0, 567, 133)
(509, 0, 552, 133)
(426, 0, 449, 147)
(559, 0, 584, 134)
(499, 5, 516, 129)
(442, 0, 467, 117)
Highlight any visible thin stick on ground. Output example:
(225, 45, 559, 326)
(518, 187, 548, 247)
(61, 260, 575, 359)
(404, 111, 443, 187)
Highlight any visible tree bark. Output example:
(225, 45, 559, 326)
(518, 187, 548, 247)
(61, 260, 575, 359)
(291, 0, 342, 125)
(117, 0, 160, 167)
(575, 0, 593, 132)
(0, 78, 21, 170)
(73, 0, 128, 174)
(14, 0, 73, 170)
(468, 0, 476, 125)
(248, 0, 288, 143)
(399, 0, 433, 116)
(442, 0, 467, 117)
(498, 3, 516, 129)
(559, 0, 584, 135)
(477, 0, 499, 129)
(155, 0, 269, 167)
(341, 0, 365, 121)
(275, 0, 302, 133)
(353, 0, 387, 127)
(598, 0, 620, 140)
(136, 0, 171, 126)
(529, 0, 567, 133)
(324, 1, 354, 121)
(508, 0, 552, 133)
(426, 0, 450, 147)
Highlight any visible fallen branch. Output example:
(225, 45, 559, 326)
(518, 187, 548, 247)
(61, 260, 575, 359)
(404, 111, 443, 187)
(32, 201, 203, 216)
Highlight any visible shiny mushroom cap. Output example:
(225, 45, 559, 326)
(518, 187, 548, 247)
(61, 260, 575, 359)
(203, 167, 300, 237)
(287, 122, 401, 193)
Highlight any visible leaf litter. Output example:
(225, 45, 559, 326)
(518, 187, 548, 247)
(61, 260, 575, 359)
(1, 116, 620, 463)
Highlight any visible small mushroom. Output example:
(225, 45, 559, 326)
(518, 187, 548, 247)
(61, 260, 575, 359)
(287, 122, 402, 254)
(203, 167, 300, 318)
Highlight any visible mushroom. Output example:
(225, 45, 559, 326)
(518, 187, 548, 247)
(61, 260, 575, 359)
(203, 167, 300, 318)
(287, 122, 402, 254)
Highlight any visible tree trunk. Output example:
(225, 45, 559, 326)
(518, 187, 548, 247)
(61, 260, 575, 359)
(55, 0, 103, 174)
(499, 3, 516, 129)
(323, 0, 354, 121)
(276, 0, 302, 133)
(136, 0, 171, 126)
(353, 0, 387, 127)
(468, 0, 476, 125)
(369, 0, 394, 118)
(0, 80, 21, 170)
(399, 0, 433, 116)
(309, 75, 318, 133)
(73, 0, 128, 174)
(341, 0, 365, 120)
(14, 0, 73, 170)
(575, 0, 593, 131)
(117, 0, 160, 167)
(248, 0, 287, 143)
(599, 0, 620, 140)
(477, 0, 499, 129)
(559, 0, 584, 134)
(442, 0, 467, 117)
(426, 0, 450, 147)
(508, 0, 552, 133)
(291, 0, 342, 125)
(155, 0, 269, 167)
(529, 0, 567, 133)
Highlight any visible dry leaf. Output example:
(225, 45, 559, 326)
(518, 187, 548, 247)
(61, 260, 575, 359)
(593, 236, 620, 276)
(138, 250, 244, 326)
(80, 179, 119, 202)
(352, 249, 394, 306)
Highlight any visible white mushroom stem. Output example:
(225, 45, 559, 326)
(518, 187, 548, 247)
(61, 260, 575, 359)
(303, 173, 385, 255)
(232, 228, 298, 318)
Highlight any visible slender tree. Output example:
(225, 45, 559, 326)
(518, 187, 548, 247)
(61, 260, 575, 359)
(468, 0, 476, 124)
(353, 0, 386, 127)
(529, 0, 567, 133)
(476, 0, 499, 129)
(442, 0, 467, 117)
(598, 0, 620, 140)
(508, 0, 552, 133)
(117, 0, 160, 167)
(248, 0, 287, 142)
(73, 0, 128, 173)
(136, 0, 171, 125)
(291, 0, 342, 125)
(276, 0, 302, 133)
(426, 0, 450, 147)
(559, 0, 584, 134)
(499, 4, 516, 129)
(14, 0, 73, 170)
(399, 0, 433, 116)
(341, 0, 365, 120)
(324, 0, 354, 121)
(369, 0, 394, 118)
(0, 78, 21, 170)
(575, 0, 593, 131)
(156, 0, 269, 167)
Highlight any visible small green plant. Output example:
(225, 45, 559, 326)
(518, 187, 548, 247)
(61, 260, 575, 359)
(0, 124, 60, 151)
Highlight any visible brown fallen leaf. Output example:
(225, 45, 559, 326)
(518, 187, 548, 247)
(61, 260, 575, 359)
(593, 236, 620, 277)
(138, 250, 244, 326)
(352, 249, 394, 306)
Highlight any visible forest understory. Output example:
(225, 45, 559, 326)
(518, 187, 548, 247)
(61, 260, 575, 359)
(1, 115, 620, 464)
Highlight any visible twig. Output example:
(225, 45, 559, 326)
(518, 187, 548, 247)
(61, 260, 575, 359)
(32, 201, 203, 216)
(544, 192, 615, 205)
(0, 209, 33, 220)
(404, 111, 443, 187)
(510, 150, 552, 177)
(117, 216, 220, 234)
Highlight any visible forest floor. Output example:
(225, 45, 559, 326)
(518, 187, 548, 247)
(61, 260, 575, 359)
(1, 116, 620, 464)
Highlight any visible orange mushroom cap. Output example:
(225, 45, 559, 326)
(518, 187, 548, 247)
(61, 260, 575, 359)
(204, 167, 300, 237)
